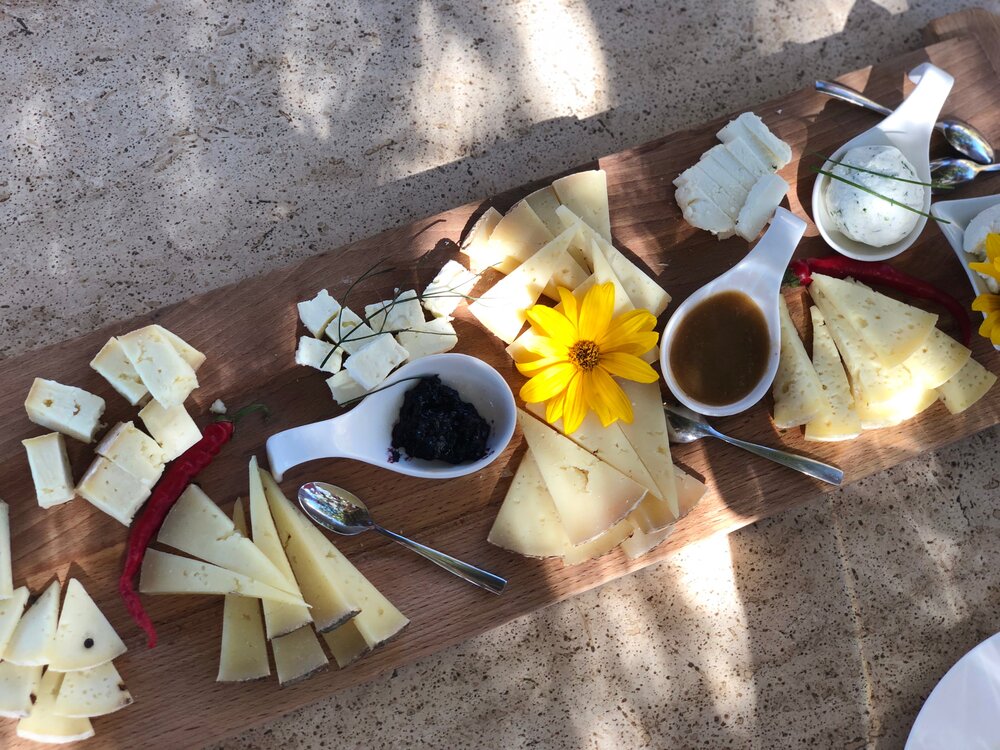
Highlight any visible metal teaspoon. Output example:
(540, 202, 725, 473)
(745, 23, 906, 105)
(930, 156, 1000, 189)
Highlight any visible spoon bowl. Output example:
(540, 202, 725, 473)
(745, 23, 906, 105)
(930, 157, 1000, 190)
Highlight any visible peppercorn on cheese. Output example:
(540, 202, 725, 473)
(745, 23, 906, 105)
(936, 356, 997, 414)
(16, 669, 95, 744)
(24, 379, 106, 444)
(118, 326, 199, 409)
(51, 661, 133, 718)
(22, 433, 76, 509)
(76, 457, 151, 526)
(271, 625, 328, 686)
(0, 587, 30, 657)
(4, 580, 60, 667)
(804, 306, 862, 442)
(0, 661, 42, 719)
(772, 296, 826, 429)
(46, 579, 126, 672)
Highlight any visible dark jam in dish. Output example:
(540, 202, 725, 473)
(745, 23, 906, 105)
(669, 290, 770, 406)
(391, 376, 490, 464)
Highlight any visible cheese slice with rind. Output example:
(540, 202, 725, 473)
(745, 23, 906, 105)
(903, 328, 972, 390)
(804, 306, 862, 442)
(0, 586, 29, 657)
(552, 169, 612, 242)
(617, 379, 680, 522)
(772, 296, 826, 428)
(272, 625, 328, 686)
(936, 356, 997, 414)
(460, 207, 505, 274)
(52, 661, 133, 718)
(809, 274, 937, 368)
(482, 200, 554, 269)
(562, 520, 632, 566)
(488, 450, 569, 559)
(46, 579, 126, 672)
(0, 662, 42, 719)
(517, 409, 646, 545)
(322, 622, 372, 669)
(5, 580, 60, 666)
(17, 670, 94, 744)
(622, 466, 707, 559)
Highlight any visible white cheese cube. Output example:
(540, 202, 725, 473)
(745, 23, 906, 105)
(326, 370, 368, 405)
(295, 337, 342, 374)
(24, 379, 106, 443)
(138, 401, 201, 461)
(422, 260, 478, 319)
(89, 338, 149, 405)
(323, 307, 379, 355)
(345, 335, 409, 390)
(396, 318, 458, 361)
(95, 421, 166, 485)
(21, 433, 76, 508)
(151, 325, 206, 370)
(119, 326, 199, 409)
(736, 173, 789, 241)
(76, 457, 151, 526)
(718, 112, 792, 169)
(364, 290, 424, 332)
(297, 289, 341, 337)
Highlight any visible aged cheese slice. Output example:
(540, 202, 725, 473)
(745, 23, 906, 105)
(217, 499, 270, 683)
(622, 466, 708, 560)
(903, 328, 971, 390)
(517, 409, 646, 545)
(772, 296, 827, 428)
(157, 485, 301, 599)
(0, 501, 10, 599)
(5, 581, 61, 666)
(562, 520, 632, 566)
(138, 400, 201, 461)
(297, 289, 342, 338)
(139, 550, 307, 606)
(24, 379, 106, 444)
(52, 661, 133, 718)
(0, 587, 30, 657)
(0, 662, 42, 719)
(16, 670, 94, 744)
(119, 325, 199, 409)
(488, 450, 571, 558)
(620, 523, 673, 560)
(804, 306, 861, 442)
(522, 186, 566, 238)
(322, 621, 371, 668)
(90, 337, 149, 405)
(483, 200, 554, 269)
(936, 356, 997, 414)
(810, 274, 937, 368)
(540, 251, 590, 303)
(75, 456, 151, 526)
(96, 421, 166, 485)
(617, 380, 679, 520)
(272, 625, 328, 686)
(22, 433, 76, 509)
(46, 579, 126, 672)
(551, 169, 612, 242)
(736, 173, 788, 241)
(460, 207, 504, 274)
(247, 458, 313, 639)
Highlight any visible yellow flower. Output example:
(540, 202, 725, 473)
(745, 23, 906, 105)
(969, 232, 1000, 283)
(513, 282, 659, 434)
(972, 292, 1000, 345)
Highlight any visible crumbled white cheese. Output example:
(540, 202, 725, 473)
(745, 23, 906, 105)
(209, 399, 228, 415)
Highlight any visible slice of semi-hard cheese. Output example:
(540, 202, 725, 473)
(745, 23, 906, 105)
(90, 337, 149, 405)
(621, 466, 708, 560)
(460, 207, 505, 274)
(0, 500, 11, 598)
(119, 325, 199, 409)
(22, 433, 76, 509)
(810, 274, 937, 368)
(0, 587, 30, 656)
(75, 456, 151, 526)
(488, 449, 571, 558)
(772, 296, 826, 428)
(52, 661, 133, 718)
(272, 625, 328, 686)
(158, 484, 301, 598)
(482, 200, 554, 270)
(139, 549, 307, 606)
(0, 662, 42, 719)
(562, 520, 632, 566)
(151, 324, 206, 371)
(517, 409, 647, 545)
(247, 458, 313, 639)
(858, 385, 938, 430)
(620, 522, 673, 561)
(583, 240, 633, 316)
(16, 669, 94, 744)
(904, 327, 972, 390)
(138, 400, 202, 461)
(522, 186, 567, 239)
(298, 289, 342, 338)
(421, 259, 478, 319)
(936, 356, 997, 414)
(5, 581, 61, 667)
(322, 621, 371, 669)
(96, 421, 166, 485)
(217, 499, 270, 683)
(804, 306, 862, 442)
(24, 379, 106, 444)
(46, 579, 126, 672)
(551, 169, 612, 242)
(735, 173, 788, 241)
(617, 379, 680, 522)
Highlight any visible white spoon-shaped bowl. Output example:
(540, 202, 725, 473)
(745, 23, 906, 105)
(660, 207, 807, 417)
(812, 63, 954, 261)
(266, 353, 516, 481)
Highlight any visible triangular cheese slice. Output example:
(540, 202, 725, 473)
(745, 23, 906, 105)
(5, 580, 60, 666)
(551, 169, 612, 242)
(322, 621, 371, 669)
(488, 450, 572, 558)
(460, 207, 504, 274)
(138, 549, 308, 606)
(772, 295, 826, 428)
(17, 670, 94, 744)
(157, 484, 299, 597)
(517, 409, 646, 545)
(622, 466, 708, 560)
(522, 186, 570, 238)
(52, 661, 133, 718)
(271, 625, 328, 686)
(217, 499, 270, 682)
(902, 328, 971, 390)
(809, 274, 937, 368)
(0, 586, 30, 657)
(0, 661, 42, 719)
(46, 579, 126, 672)
(857, 385, 938, 430)
(804, 305, 861, 442)
(483, 199, 554, 268)
(617, 379, 680, 522)
(0, 500, 11, 599)
(584, 238, 633, 315)
(247, 457, 313, 639)
(561, 521, 632, 566)
(936, 356, 997, 415)
(620, 524, 673, 560)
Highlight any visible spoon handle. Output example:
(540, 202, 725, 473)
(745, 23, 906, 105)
(374, 525, 507, 595)
(710, 431, 844, 486)
(815, 80, 893, 117)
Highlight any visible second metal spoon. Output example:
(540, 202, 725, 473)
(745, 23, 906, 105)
(930, 156, 1000, 189)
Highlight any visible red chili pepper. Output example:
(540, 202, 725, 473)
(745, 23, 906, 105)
(789, 256, 972, 347)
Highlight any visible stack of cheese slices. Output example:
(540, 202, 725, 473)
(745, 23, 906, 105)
(773, 274, 997, 438)
(139, 458, 407, 686)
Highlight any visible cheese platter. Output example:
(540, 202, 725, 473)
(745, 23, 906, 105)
(0, 9, 999, 748)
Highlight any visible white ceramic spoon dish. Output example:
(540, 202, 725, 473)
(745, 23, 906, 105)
(660, 207, 807, 417)
(266, 353, 516, 481)
(812, 63, 954, 261)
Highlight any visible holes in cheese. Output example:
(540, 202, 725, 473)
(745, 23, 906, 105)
(21, 433, 76, 510)
(89, 337, 149, 406)
(772, 296, 826, 429)
(0, 587, 30, 658)
(46, 579, 126, 673)
(52, 661, 132, 718)
(551, 169, 612, 243)
(5, 581, 60, 667)
(119, 326, 199, 410)
(804, 306, 862, 443)
(0, 661, 41, 719)
(24, 379, 106, 444)
(482, 200, 554, 270)
(903, 327, 971, 390)
(16, 670, 94, 744)
(936, 356, 997, 415)
(271, 625, 328, 687)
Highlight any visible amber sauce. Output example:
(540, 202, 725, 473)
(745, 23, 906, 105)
(669, 290, 770, 406)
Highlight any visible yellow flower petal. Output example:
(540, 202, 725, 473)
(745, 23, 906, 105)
(980, 310, 1000, 339)
(599, 309, 659, 353)
(516, 356, 567, 376)
(556, 287, 580, 331)
(969, 261, 1000, 282)
(578, 282, 615, 342)
(972, 293, 1000, 313)
(986, 232, 1000, 262)
(520, 362, 575, 403)
(583, 371, 616, 427)
(546, 388, 566, 424)
(588, 367, 634, 424)
(599, 352, 660, 383)
(525, 304, 577, 344)
(604, 331, 660, 357)
(523, 334, 570, 360)
(562, 372, 588, 434)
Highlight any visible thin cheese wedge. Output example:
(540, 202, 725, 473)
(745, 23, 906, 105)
(482, 200, 554, 269)
(772, 296, 826, 428)
(583, 239, 633, 316)
(17, 670, 94, 744)
(0, 500, 11, 598)
(460, 207, 504, 274)
(617, 379, 680, 522)
(551, 169, 612, 242)
(904, 328, 972, 390)
(620, 523, 673, 560)
(936, 356, 997, 414)
(272, 625, 328, 686)
(857, 385, 938, 430)
(562, 520, 632, 566)
(622, 466, 707, 559)
(517, 409, 646, 545)
(52, 661, 133, 718)
(0, 587, 30, 657)
(322, 621, 371, 668)
(522, 186, 567, 238)
(810, 274, 937, 368)
(46, 579, 126, 672)
(5, 581, 60, 667)
(218, 499, 270, 682)
(90, 337, 149, 405)
(0, 662, 42, 719)
(488, 450, 569, 558)
(804, 306, 862, 442)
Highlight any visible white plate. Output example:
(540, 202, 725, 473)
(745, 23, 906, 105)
(930, 193, 1000, 351)
(905, 631, 1000, 749)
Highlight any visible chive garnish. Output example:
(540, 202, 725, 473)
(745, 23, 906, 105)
(813, 167, 950, 224)
(810, 151, 952, 190)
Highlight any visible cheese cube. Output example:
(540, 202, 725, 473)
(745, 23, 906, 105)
(95, 421, 166, 485)
(326, 370, 368, 405)
(365, 290, 424, 332)
(422, 261, 478, 319)
(76, 457, 151, 525)
(119, 326, 199, 409)
(89, 338, 149, 405)
(345, 335, 409, 390)
(717, 112, 792, 170)
(396, 318, 458, 361)
(295, 336, 342, 374)
(22, 433, 76, 508)
(24, 379, 106, 443)
(736, 173, 789, 241)
(151, 325, 206, 370)
(138, 401, 201, 461)
(324, 307, 379, 355)
(297, 289, 341, 338)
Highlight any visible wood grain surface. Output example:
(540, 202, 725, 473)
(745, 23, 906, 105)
(1, 10, 999, 748)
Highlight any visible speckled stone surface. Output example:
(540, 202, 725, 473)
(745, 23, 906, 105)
(4, 0, 1000, 747)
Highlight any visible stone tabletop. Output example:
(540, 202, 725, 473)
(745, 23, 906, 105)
(3, 0, 999, 747)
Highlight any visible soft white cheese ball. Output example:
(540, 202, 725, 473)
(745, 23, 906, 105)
(824, 145, 923, 247)
(963, 203, 1000, 293)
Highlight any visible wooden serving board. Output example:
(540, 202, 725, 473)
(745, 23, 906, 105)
(1, 9, 999, 748)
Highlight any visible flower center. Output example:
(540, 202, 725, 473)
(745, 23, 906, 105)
(569, 340, 601, 372)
